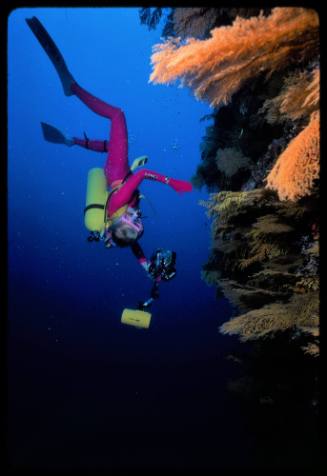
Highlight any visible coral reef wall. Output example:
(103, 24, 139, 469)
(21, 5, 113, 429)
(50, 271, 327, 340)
(146, 7, 320, 357)
(200, 188, 319, 356)
(141, 7, 320, 467)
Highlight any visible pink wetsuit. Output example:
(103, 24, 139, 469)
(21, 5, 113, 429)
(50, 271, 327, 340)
(70, 82, 192, 268)
(71, 82, 190, 216)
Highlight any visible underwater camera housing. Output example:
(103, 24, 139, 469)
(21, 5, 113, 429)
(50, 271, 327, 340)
(149, 248, 177, 281)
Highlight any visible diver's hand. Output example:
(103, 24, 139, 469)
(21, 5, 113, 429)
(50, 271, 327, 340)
(139, 258, 161, 282)
(146, 265, 160, 282)
(148, 269, 162, 284)
(140, 259, 153, 279)
(147, 266, 157, 281)
(147, 271, 156, 281)
(147, 261, 159, 281)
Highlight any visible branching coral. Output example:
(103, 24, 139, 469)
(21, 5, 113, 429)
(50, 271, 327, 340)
(216, 279, 290, 311)
(238, 215, 295, 270)
(294, 276, 319, 293)
(265, 111, 320, 200)
(301, 342, 320, 357)
(215, 147, 250, 177)
(220, 291, 319, 342)
(199, 188, 278, 226)
(260, 66, 320, 123)
(199, 190, 251, 223)
(247, 269, 299, 293)
(150, 8, 319, 108)
(238, 243, 286, 271)
(250, 214, 294, 236)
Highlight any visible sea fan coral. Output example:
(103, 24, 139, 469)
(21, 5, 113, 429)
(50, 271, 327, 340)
(301, 342, 319, 357)
(200, 190, 249, 223)
(150, 8, 319, 107)
(215, 148, 250, 177)
(265, 111, 320, 200)
(260, 66, 320, 123)
(238, 243, 286, 271)
(250, 214, 294, 237)
(220, 291, 319, 341)
(199, 188, 274, 223)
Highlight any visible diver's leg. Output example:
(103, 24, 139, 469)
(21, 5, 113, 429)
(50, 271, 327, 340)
(26, 16, 74, 96)
(40, 122, 108, 151)
(71, 82, 129, 186)
(73, 137, 109, 152)
(26, 16, 129, 185)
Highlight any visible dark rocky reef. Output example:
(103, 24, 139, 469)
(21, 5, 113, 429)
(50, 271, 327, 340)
(200, 187, 319, 356)
(141, 3, 320, 363)
(192, 69, 311, 193)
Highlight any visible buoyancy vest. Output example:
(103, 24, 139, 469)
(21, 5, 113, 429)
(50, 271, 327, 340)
(84, 156, 148, 234)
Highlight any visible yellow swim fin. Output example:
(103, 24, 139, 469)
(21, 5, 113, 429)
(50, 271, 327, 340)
(130, 155, 148, 171)
(121, 308, 152, 329)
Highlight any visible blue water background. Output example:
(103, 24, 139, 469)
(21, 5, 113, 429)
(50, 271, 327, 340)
(8, 8, 251, 470)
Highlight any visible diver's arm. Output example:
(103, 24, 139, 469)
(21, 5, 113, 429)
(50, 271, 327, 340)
(130, 242, 150, 272)
(39, 122, 108, 152)
(109, 169, 192, 213)
(130, 242, 162, 284)
(73, 136, 109, 153)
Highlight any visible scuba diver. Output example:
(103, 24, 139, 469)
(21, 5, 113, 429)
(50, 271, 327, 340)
(26, 16, 190, 305)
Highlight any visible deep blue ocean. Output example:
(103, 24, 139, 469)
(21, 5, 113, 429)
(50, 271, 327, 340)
(8, 8, 252, 471)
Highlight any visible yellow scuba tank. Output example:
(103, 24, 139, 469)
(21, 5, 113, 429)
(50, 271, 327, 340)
(121, 308, 152, 329)
(84, 168, 108, 233)
(84, 158, 148, 233)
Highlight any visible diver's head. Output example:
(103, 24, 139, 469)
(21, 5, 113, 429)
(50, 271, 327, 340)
(110, 207, 144, 247)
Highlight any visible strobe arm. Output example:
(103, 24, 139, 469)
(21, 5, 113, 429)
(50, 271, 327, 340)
(138, 282, 160, 311)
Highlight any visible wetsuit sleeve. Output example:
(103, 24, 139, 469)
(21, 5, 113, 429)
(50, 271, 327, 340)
(109, 169, 192, 214)
(73, 137, 108, 153)
(130, 242, 149, 270)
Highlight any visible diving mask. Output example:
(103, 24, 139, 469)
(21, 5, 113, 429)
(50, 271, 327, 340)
(120, 207, 144, 235)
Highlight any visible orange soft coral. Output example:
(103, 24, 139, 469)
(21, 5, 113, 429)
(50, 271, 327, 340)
(260, 66, 320, 123)
(150, 8, 319, 108)
(265, 111, 320, 201)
